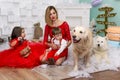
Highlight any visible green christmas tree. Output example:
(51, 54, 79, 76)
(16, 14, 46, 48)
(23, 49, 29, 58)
(96, 6, 117, 36)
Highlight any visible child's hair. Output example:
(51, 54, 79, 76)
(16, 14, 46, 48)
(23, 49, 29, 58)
(11, 26, 24, 40)
(52, 27, 61, 35)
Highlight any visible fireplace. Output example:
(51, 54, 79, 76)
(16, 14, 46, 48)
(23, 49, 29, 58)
(56, 3, 92, 29)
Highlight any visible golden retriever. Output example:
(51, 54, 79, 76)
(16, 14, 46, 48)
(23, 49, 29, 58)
(71, 26, 93, 71)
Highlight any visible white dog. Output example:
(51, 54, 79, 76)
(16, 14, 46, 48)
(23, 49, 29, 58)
(71, 26, 93, 71)
(93, 36, 109, 64)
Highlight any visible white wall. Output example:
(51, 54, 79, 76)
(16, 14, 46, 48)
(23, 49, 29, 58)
(0, 0, 53, 36)
(0, 0, 87, 40)
(0, 0, 79, 35)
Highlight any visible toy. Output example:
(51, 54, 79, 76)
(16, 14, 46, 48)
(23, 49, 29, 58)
(32, 22, 43, 42)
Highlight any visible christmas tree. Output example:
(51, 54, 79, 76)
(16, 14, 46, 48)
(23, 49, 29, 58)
(90, 18, 97, 37)
(96, 6, 117, 35)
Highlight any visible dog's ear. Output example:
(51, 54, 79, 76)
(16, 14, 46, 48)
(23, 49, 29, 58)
(84, 28, 90, 39)
(84, 31, 88, 38)
(71, 28, 75, 35)
(70, 27, 75, 31)
(104, 36, 108, 40)
(95, 35, 99, 39)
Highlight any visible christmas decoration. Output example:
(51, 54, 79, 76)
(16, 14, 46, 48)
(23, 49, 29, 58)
(96, 6, 117, 35)
(91, 0, 102, 7)
(90, 18, 97, 37)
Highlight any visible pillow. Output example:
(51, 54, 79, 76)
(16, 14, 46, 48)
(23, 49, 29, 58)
(106, 27, 120, 41)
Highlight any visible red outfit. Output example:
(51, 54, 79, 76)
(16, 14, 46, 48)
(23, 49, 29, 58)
(0, 38, 46, 68)
(43, 21, 71, 61)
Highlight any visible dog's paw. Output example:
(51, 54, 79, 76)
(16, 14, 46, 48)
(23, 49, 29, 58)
(106, 60, 110, 64)
(74, 66, 78, 71)
(86, 63, 90, 68)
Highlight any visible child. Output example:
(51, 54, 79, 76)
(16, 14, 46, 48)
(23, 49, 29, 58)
(40, 27, 67, 65)
(9, 27, 31, 57)
(43, 6, 72, 65)
(0, 26, 46, 68)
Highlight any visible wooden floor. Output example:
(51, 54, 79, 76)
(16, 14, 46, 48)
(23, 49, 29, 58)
(0, 67, 48, 80)
(0, 67, 120, 80)
(66, 70, 120, 80)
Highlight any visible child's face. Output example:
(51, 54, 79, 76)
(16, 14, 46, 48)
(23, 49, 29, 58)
(21, 29, 26, 38)
(54, 33, 62, 40)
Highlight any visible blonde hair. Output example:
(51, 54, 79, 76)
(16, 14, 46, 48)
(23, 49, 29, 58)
(45, 6, 58, 26)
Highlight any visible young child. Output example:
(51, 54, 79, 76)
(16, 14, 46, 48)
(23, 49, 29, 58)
(0, 26, 46, 68)
(9, 27, 31, 57)
(40, 27, 67, 65)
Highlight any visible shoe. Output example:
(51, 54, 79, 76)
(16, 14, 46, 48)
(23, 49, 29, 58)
(47, 58, 55, 65)
(0, 38, 4, 43)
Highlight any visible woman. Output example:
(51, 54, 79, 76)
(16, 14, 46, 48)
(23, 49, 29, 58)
(0, 26, 46, 68)
(43, 6, 72, 65)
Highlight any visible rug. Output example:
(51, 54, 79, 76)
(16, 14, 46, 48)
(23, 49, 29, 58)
(1, 41, 120, 79)
(32, 44, 120, 79)
(32, 65, 74, 80)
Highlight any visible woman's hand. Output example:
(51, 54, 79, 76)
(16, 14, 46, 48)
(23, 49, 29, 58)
(46, 42, 60, 50)
(66, 40, 72, 48)
(51, 43, 58, 50)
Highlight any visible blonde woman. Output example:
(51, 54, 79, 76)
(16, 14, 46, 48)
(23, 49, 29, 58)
(43, 6, 72, 65)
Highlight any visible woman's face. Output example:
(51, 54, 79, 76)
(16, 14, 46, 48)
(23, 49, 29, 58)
(49, 9, 57, 21)
(21, 29, 26, 38)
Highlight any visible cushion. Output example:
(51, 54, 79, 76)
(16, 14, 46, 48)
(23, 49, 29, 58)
(106, 27, 120, 41)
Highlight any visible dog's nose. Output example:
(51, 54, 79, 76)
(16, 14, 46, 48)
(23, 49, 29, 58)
(72, 36, 76, 39)
(98, 44, 100, 47)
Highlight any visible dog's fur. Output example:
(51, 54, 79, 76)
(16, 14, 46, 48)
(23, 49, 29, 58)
(93, 36, 109, 64)
(71, 26, 93, 71)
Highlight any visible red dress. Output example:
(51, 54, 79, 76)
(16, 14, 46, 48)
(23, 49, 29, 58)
(0, 38, 46, 68)
(43, 21, 71, 61)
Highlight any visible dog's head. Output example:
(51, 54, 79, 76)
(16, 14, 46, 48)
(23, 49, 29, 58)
(94, 36, 108, 49)
(71, 26, 89, 43)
